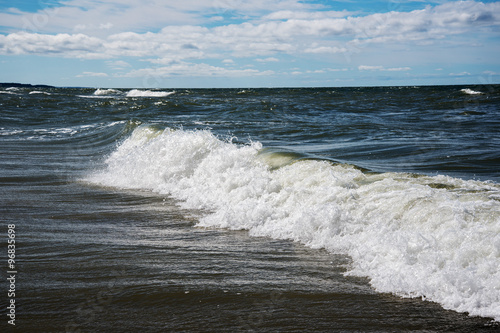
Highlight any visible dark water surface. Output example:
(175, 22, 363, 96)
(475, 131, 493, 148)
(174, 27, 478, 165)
(1, 85, 499, 332)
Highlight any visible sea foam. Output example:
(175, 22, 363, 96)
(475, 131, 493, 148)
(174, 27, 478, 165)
(461, 88, 484, 95)
(125, 89, 175, 97)
(85, 89, 175, 98)
(94, 88, 122, 96)
(87, 126, 500, 321)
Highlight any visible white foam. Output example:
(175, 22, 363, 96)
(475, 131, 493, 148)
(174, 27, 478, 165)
(87, 127, 500, 321)
(93, 88, 121, 96)
(0, 128, 23, 136)
(11, 121, 127, 141)
(461, 88, 484, 95)
(125, 89, 175, 97)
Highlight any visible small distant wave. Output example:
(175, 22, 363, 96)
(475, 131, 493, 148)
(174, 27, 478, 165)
(76, 88, 121, 99)
(80, 88, 175, 98)
(1, 89, 52, 96)
(126, 89, 175, 97)
(94, 88, 122, 96)
(461, 88, 484, 95)
(29, 91, 52, 95)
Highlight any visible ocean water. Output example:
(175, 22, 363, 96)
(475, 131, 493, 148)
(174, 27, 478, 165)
(1, 85, 499, 332)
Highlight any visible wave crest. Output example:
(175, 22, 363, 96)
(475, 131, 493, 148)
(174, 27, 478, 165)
(86, 126, 500, 322)
(94, 88, 121, 96)
(125, 89, 175, 97)
(461, 88, 484, 95)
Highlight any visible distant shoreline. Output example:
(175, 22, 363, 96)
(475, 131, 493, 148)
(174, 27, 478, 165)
(1, 82, 498, 90)
(0, 82, 56, 89)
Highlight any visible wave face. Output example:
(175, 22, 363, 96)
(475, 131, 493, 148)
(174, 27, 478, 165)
(87, 125, 500, 321)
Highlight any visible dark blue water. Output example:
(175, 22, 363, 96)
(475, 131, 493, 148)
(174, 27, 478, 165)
(1, 85, 499, 332)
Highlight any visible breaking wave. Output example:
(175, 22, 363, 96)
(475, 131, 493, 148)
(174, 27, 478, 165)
(86, 125, 500, 322)
(83, 89, 176, 98)
(125, 89, 175, 97)
(94, 88, 122, 96)
(461, 88, 484, 95)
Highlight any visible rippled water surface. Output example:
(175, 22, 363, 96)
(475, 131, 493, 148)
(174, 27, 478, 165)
(1, 85, 499, 331)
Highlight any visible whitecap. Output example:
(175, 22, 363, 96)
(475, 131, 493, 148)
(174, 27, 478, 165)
(86, 127, 500, 322)
(126, 89, 175, 97)
(93, 88, 121, 96)
(461, 88, 484, 95)
(29, 91, 52, 95)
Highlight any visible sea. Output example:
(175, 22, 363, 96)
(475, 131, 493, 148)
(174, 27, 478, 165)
(1, 85, 500, 332)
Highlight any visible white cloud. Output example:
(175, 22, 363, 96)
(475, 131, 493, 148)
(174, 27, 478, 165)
(107, 60, 132, 69)
(210, 0, 313, 17)
(0, 0, 208, 35)
(263, 10, 353, 20)
(0, 32, 105, 58)
(76, 72, 108, 77)
(99, 23, 114, 30)
(305, 46, 348, 54)
(255, 57, 279, 62)
(2, 2, 498, 61)
(386, 67, 412, 72)
(0, 0, 314, 35)
(359, 65, 412, 72)
(483, 70, 500, 76)
(0, 1, 497, 81)
(358, 65, 384, 71)
(121, 61, 275, 78)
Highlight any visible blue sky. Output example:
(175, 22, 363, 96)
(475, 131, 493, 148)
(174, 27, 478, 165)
(0, 0, 499, 88)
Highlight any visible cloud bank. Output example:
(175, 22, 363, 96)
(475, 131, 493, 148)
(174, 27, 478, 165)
(0, 0, 499, 83)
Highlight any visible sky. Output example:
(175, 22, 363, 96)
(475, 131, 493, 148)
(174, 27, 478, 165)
(0, 0, 499, 88)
